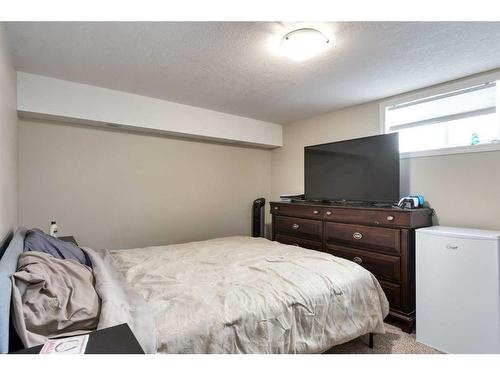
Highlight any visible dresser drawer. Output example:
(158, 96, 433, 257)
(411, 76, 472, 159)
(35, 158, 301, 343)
(270, 203, 324, 219)
(379, 280, 402, 310)
(274, 216, 323, 242)
(275, 234, 322, 251)
(325, 222, 401, 255)
(326, 244, 401, 283)
(323, 208, 410, 227)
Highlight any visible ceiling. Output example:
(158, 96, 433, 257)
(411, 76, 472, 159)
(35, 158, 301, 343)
(6, 22, 500, 124)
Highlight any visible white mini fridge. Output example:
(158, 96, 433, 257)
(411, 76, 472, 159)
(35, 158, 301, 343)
(416, 226, 500, 354)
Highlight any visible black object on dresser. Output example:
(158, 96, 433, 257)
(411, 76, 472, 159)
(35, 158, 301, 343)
(12, 323, 144, 354)
(270, 201, 433, 333)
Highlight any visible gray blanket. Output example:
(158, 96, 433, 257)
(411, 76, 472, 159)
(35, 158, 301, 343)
(11, 252, 100, 348)
(11, 249, 157, 353)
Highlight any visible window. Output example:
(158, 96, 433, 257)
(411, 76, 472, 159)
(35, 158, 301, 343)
(381, 76, 500, 156)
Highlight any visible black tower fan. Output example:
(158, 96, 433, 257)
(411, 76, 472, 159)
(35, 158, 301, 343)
(252, 198, 266, 237)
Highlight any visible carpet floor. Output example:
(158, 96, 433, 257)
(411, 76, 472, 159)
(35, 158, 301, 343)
(325, 323, 442, 354)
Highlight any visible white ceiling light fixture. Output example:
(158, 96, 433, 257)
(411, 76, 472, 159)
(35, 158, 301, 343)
(280, 28, 330, 62)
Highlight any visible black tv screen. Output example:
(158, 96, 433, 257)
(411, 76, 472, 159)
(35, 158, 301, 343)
(304, 133, 400, 203)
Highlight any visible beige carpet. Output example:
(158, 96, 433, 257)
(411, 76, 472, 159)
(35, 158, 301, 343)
(325, 323, 442, 354)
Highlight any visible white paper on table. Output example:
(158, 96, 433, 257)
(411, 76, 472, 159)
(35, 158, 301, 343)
(39, 334, 89, 354)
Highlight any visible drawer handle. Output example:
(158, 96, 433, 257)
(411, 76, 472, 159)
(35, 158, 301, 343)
(313, 210, 319, 214)
(353, 256, 363, 264)
(326, 211, 332, 216)
(353, 232, 363, 240)
(387, 215, 395, 221)
(274, 206, 279, 210)
(292, 223, 300, 230)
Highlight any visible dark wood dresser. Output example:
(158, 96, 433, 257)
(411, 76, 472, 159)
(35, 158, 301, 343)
(270, 201, 433, 333)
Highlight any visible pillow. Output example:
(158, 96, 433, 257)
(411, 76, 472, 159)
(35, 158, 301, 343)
(24, 229, 92, 268)
(0, 227, 27, 354)
(11, 251, 100, 348)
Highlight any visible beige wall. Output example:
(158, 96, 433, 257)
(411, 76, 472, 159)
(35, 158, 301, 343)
(19, 97, 500, 252)
(271, 102, 500, 230)
(0, 24, 18, 250)
(19, 119, 271, 249)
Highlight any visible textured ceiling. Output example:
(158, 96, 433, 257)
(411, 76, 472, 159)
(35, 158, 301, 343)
(6, 22, 500, 124)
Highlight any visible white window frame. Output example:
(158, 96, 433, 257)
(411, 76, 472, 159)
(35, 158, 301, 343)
(379, 70, 500, 159)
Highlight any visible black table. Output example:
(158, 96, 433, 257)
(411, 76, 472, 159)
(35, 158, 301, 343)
(59, 236, 78, 246)
(13, 323, 145, 354)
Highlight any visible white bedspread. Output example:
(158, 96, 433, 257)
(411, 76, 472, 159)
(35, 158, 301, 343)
(109, 236, 389, 354)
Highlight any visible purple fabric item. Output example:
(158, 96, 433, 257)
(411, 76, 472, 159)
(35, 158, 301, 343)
(23, 229, 92, 268)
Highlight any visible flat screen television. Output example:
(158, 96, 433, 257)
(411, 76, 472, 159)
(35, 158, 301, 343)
(304, 133, 400, 203)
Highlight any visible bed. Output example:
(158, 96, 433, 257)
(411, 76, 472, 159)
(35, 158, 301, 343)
(1, 230, 389, 354)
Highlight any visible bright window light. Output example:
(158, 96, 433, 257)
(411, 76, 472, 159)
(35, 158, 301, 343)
(279, 28, 330, 62)
(383, 80, 500, 153)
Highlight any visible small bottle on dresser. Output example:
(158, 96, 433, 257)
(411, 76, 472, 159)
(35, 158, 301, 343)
(49, 221, 58, 237)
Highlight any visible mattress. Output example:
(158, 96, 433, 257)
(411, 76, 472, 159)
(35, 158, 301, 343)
(108, 236, 389, 353)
